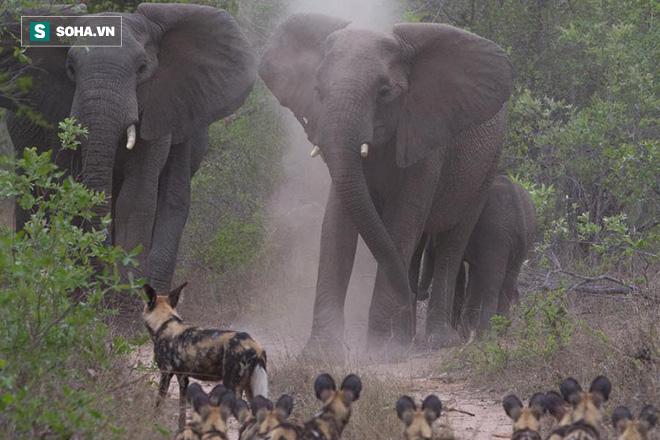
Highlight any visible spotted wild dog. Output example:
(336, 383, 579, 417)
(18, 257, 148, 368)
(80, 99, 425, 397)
(502, 393, 546, 440)
(546, 376, 611, 440)
(612, 405, 658, 440)
(175, 383, 235, 440)
(545, 390, 573, 440)
(234, 394, 294, 440)
(265, 373, 362, 440)
(396, 395, 443, 440)
(142, 283, 268, 429)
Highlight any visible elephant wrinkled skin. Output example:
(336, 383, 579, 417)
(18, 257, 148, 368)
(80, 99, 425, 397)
(259, 14, 514, 354)
(0, 4, 256, 291)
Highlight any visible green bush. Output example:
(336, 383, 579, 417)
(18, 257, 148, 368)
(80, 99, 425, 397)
(0, 119, 140, 438)
(465, 288, 575, 375)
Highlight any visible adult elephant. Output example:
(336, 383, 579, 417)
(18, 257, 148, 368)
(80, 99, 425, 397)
(0, 4, 256, 291)
(259, 14, 514, 353)
(416, 176, 537, 335)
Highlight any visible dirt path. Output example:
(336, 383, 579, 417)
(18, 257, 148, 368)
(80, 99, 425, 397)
(134, 343, 510, 439)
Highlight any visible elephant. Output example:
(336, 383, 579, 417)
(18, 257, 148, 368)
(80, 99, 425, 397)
(415, 175, 537, 336)
(0, 4, 256, 292)
(259, 13, 514, 354)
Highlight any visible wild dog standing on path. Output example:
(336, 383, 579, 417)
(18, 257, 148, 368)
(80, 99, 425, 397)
(265, 373, 362, 440)
(234, 394, 294, 440)
(612, 405, 658, 440)
(175, 383, 236, 440)
(142, 283, 268, 429)
(502, 393, 546, 440)
(396, 395, 443, 440)
(546, 376, 611, 440)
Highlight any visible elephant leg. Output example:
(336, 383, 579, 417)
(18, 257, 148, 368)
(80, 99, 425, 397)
(464, 250, 507, 335)
(146, 141, 193, 292)
(114, 138, 169, 262)
(368, 198, 436, 351)
(452, 261, 467, 329)
(496, 264, 521, 316)
(304, 183, 359, 358)
(426, 214, 482, 348)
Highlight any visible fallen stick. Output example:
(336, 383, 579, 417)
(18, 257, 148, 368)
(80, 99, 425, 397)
(446, 407, 476, 417)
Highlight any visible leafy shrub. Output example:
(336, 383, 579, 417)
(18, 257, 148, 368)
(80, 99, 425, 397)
(465, 288, 574, 375)
(0, 119, 140, 438)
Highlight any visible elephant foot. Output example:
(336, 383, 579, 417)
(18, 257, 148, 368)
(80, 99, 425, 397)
(425, 326, 464, 350)
(302, 334, 346, 365)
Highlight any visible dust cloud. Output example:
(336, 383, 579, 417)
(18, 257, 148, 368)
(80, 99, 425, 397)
(246, 0, 400, 354)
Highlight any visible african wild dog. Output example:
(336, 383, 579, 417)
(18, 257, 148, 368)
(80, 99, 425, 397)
(546, 376, 611, 440)
(612, 405, 658, 440)
(142, 283, 268, 429)
(396, 395, 443, 440)
(502, 393, 546, 440)
(234, 394, 294, 440)
(175, 383, 235, 440)
(264, 373, 362, 440)
(545, 390, 574, 440)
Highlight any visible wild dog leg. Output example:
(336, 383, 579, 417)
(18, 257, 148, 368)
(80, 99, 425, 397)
(157, 372, 173, 407)
(177, 374, 189, 430)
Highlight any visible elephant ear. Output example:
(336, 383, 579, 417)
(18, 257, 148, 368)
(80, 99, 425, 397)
(0, 10, 75, 123)
(393, 23, 514, 168)
(259, 13, 350, 143)
(137, 3, 256, 143)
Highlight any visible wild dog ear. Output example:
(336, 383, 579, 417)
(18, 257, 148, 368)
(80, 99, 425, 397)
(545, 391, 568, 422)
(528, 393, 547, 420)
(396, 395, 417, 426)
(340, 374, 362, 403)
(560, 377, 583, 405)
(233, 399, 251, 424)
(612, 406, 634, 434)
(503, 395, 523, 421)
(314, 374, 337, 402)
(639, 405, 659, 433)
(589, 376, 611, 407)
(422, 395, 442, 424)
(251, 395, 273, 423)
(187, 383, 211, 416)
(143, 284, 157, 310)
(274, 394, 294, 422)
(168, 282, 188, 309)
(209, 384, 229, 406)
(218, 390, 236, 420)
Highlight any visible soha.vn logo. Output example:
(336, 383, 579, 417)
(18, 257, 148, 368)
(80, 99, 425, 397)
(30, 22, 50, 41)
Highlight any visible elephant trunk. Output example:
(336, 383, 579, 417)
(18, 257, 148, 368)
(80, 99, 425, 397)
(320, 106, 414, 338)
(71, 69, 138, 241)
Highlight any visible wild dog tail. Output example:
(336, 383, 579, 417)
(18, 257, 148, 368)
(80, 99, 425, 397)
(249, 354, 268, 399)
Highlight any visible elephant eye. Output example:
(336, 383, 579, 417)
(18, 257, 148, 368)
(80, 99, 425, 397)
(137, 62, 147, 75)
(378, 85, 390, 98)
(66, 64, 75, 81)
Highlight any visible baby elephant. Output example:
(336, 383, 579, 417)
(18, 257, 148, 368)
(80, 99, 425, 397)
(454, 175, 536, 334)
(396, 395, 443, 440)
(612, 405, 658, 440)
(414, 175, 536, 335)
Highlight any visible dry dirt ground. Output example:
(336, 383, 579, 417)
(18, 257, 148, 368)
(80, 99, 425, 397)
(133, 343, 513, 439)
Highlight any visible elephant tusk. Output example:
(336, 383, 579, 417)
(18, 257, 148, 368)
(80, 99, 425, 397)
(311, 145, 321, 158)
(360, 143, 369, 158)
(126, 124, 136, 150)
(302, 117, 308, 125)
